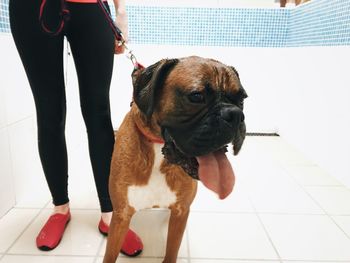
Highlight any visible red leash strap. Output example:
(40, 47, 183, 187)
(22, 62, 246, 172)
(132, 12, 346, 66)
(96, 0, 144, 71)
(96, 0, 123, 42)
(39, 0, 70, 36)
(39, 0, 144, 70)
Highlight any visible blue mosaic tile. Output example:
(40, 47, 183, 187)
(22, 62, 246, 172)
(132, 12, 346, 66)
(1, 0, 350, 47)
(125, 6, 289, 47)
(287, 0, 350, 47)
(0, 0, 10, 33)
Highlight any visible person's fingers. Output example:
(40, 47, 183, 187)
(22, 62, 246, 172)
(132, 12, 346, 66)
(114, 40, 125, 54)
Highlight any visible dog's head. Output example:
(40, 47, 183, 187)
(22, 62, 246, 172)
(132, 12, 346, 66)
(132, 56, 247, 199)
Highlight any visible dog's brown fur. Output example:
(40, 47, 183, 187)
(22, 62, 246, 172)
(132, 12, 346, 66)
(103, 56, 244, 263)
(104, 105, 197, 263)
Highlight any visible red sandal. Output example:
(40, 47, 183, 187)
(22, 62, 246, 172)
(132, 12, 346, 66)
(36, 211, 71, 251)
(98, 218, 143, 257)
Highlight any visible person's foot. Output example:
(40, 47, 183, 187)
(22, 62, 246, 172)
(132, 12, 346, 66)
(53, 203, 70, 214)
(36, 203, 71, 251)
(99, 212, 143, 257)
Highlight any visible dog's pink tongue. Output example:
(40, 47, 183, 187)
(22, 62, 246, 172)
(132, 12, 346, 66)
(196, 151, 235, 199)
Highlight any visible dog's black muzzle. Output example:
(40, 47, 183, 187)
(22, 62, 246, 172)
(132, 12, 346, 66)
(162, 104, 244, 157)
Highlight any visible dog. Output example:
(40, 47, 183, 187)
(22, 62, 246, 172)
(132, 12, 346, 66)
(103, 56, 247, 263)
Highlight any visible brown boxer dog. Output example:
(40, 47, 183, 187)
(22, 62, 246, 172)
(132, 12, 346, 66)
(103, 56, 247, 263)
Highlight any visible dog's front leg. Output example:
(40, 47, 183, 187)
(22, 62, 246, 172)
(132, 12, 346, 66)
(163, 207, 190, 263)
(103, 211, 133, 263)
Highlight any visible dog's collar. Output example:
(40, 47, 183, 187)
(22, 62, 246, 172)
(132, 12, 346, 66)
(135, 121, 165, 144)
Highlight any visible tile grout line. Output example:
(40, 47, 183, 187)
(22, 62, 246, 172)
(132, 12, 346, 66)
(14, 207, 100, 211)
(255, 214, 283, 263)
(185, 227, 191, 263)
(5, 253, 350, 262)
(93, 233, 105, 263)
(282, 260, 350, 263)
(190, 210, 332, 216)
(248, 194, 283, 263)
(0, 127, 10, 261)
(281, 165, 350, 241)
(189, 257, 281, 261)
(5, 115, 34, 129)
(4, 125, 16, 209)
(4, 253, 95, 258)
(2, 200, 51, 256)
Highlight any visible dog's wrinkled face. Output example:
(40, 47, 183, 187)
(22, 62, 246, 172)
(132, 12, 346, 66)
(132, 56, 247, 199)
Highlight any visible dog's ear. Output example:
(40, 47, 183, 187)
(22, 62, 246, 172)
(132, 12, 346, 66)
(237, 86, 248, 110)
(132, 59, 179, 119)
(230, 66, 248, 109)
(230, 66, 240, 79)
(233, 121, 246, 155)
(229, 66, 247, 155)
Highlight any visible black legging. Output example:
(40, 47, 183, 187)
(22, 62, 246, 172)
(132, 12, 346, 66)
(9, 0, 115, 212)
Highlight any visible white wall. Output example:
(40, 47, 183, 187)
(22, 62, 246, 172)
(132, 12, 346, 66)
(0, 34, 51, 218)
(1, 34, 349, 217)
(275, 46, 350, 188)
(0, 95, 15, 217)
(0, 34, 31, 216)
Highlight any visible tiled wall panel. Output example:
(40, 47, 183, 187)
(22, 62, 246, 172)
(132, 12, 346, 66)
(287, 0, 350, 46)
(0, 0, 350, 46)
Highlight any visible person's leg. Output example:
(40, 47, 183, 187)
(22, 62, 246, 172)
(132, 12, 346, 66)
(10, 0, 70, 250)
(66, 3, 143, 256)
(10, 0, 69, 209)
(65, 2, 115, 213)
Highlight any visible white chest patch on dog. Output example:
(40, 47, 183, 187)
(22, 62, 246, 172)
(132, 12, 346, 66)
(127, 144, 177, 211)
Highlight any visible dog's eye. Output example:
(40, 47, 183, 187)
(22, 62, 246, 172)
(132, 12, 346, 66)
(226, 88, 247, 109)
(188, 91, 205, 104)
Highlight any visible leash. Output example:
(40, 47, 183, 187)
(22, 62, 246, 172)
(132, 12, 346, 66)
(39, 0, 144, 70)
(96, 0, 144, 70)
(39, 0, 70, 36)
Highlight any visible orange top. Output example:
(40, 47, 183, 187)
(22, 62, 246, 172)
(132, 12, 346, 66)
(66, 0, 107, 3)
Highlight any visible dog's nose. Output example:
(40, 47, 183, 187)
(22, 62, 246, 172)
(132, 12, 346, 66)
(221, 107, 244, 124)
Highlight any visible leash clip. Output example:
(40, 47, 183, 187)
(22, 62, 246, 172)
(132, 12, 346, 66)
(123, 43, 138, 69)
(118, 36, 144, 70)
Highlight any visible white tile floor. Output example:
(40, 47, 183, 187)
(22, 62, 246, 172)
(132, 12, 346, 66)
(1, 136, 350, 263)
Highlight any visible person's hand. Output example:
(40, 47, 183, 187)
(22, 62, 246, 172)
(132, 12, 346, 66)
(114, 10, 128, 54)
